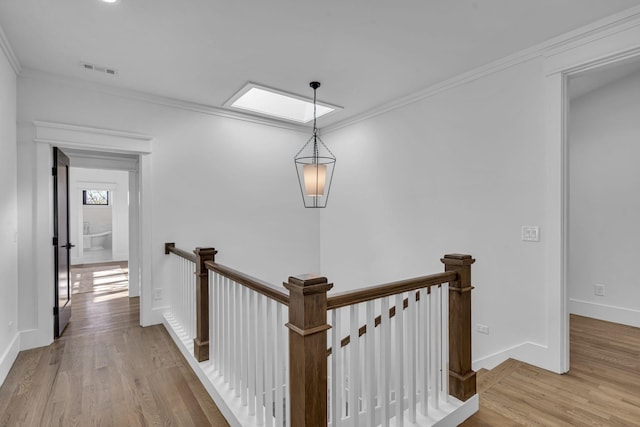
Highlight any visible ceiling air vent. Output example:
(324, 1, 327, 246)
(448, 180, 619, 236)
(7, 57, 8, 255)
(80, 61, 118, 76)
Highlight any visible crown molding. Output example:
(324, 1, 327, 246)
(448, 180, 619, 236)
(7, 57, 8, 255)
(0, 23, 21, 74)
(19, 68, 310, 134)
(323, 5, 640, 134)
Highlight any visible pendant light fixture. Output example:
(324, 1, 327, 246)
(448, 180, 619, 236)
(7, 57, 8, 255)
(294, 82, 336, 208)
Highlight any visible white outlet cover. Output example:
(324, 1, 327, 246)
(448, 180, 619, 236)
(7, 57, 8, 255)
(521, 226, 540, 242)
(476, 324, 490, 334)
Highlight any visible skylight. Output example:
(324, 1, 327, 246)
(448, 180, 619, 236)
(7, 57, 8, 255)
(224, 83, 341, 124)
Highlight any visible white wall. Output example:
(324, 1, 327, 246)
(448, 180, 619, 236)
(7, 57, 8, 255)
(16, 73, 320, 348)
(69, 168, 129, 264)
(320, 58, 550, 370)
(568, 70, 640, 326)
(0, 40, 18, 384)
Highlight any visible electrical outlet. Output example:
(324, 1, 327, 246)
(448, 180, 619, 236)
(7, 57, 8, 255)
(521, 226, 540, 242)
(476, 324, 490, 335)
(595, 284, 605, 296)
(153, 289, 163, 300)
(7, 321, 13, 332)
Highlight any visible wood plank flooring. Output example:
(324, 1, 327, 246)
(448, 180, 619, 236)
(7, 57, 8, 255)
(462, 314, 640, 426)
(0, 282, 229, 426)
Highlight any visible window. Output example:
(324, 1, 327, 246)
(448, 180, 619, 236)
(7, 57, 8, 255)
(83, 190, 109, 205)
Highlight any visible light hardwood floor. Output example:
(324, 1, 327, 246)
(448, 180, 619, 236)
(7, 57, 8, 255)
(462, 314, 640, 426)
(0, 281, 229, 426)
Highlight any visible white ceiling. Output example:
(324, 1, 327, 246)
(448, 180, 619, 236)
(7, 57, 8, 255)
(1, 0, 640, 127)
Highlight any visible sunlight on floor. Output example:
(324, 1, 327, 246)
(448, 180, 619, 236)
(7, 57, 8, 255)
(92, 269, 124, 278)
(71, 262, 129, 295)
(93, 289, 129, 303)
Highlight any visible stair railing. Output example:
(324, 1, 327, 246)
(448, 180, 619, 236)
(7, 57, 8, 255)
(164, 243, 475, 427)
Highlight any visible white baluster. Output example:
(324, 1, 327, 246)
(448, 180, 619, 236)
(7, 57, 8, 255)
(331, 309, 342, 425)
(365, 301, 376, 427)
(223, 277, 229, 382)
(274, 304, 283, 426)
(395, 293, 404, 426)
(407, 292, 416, 423)
(380, 297, 390, 427)
(441, 283, 449, 401)
(284, 305, 291, 427)
(227, 278, 233, 385)
(235, 282, 241, 397)
(256, 294, 265, 425)
(265, 299, 274, 426)
(231, 279, 237, 387)
(241, 286, 248, 406)
(420, 288, 429, 416)
(349, 304, 360, 426)
(207, 271, 216, 366)
(248, 290, 256, 415)
(430, 286, 440, 409)
(211, 273, 220, 373)
(179, 258, 183, 332)
(190, 262, 195, 340)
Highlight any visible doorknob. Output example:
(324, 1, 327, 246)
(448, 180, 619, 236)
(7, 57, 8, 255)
(61, 243, 76, 249)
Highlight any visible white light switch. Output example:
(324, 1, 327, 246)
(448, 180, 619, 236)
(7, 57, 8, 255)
(521, 226, 540, 242)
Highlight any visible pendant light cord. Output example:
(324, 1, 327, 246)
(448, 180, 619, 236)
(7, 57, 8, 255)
(313, 85, 318, 137)
(312, 84, 318, 163)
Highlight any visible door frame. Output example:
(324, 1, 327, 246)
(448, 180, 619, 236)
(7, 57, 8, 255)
(545, 40, 640, 373)
(25, 121, 153, 349)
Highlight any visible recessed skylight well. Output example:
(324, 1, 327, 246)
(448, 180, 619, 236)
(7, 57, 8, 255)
(224, 83, 341, 124)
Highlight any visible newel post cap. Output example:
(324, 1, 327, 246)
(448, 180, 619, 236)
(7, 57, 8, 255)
(284, 274, 333, 294)
(441, 253, 475, 266)
(194, 247, 218, 257)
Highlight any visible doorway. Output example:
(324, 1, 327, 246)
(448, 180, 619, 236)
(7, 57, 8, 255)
(67, 167, 131, 313)
(566, 57, 640, 328)
(26, 121, 152, 349)
(69, 168, 129, 266)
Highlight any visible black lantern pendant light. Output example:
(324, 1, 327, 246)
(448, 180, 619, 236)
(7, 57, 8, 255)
(294, 82, 336, 208)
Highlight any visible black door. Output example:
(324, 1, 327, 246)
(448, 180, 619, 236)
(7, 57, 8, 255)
(53, 147, 72, 337)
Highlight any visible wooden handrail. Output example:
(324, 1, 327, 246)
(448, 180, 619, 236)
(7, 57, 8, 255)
(326, 271, 456, 310)
(204, 261, 290, 306)
(164, 242, 197, 263)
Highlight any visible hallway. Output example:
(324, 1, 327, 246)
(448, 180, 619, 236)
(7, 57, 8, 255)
(0, 264, 229, 426)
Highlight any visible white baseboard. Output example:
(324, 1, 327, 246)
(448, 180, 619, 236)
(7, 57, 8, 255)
(570, 299, 640, 328)
(19, 328, 52, 351)
(147, 306, 167, 326)
(112, 252, 129, 262)
(433, 395, 479, 427)
(473, 341, 550, 371)
(0, 333, 20, 387)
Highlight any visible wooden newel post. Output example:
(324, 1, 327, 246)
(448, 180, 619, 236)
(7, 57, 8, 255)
(193, 247, 217, 362)
(442, 253, 476, 401)
(284, 274, 333, 427)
